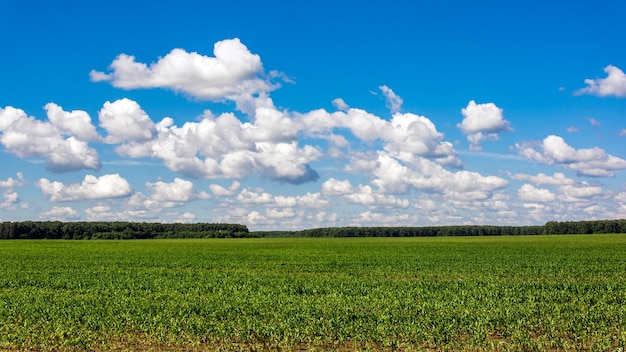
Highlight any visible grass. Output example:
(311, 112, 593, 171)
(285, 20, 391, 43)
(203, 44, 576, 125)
(1, 235, 626, 351)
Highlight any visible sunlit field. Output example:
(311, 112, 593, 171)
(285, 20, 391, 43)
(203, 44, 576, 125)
(1, 235, 626, 351)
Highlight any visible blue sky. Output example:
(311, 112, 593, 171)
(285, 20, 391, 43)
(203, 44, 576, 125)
(1, 0, 626, 230)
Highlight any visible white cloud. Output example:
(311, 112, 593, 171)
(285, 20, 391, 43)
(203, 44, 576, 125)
(44, 103, 99, 141)
(0, 106, 101, 172)
(90, 38, 279, 115)
(379, 85, 403, 113)
(331, 98, 349, 111)
(0, 190, 19, 209)
(85, 204, 125, 222)
(174, 212, 196, 223)
(0, 172, 25, 188)
(37, 174, 133, 202)
(0, 173, 26, 209)
(342, 184, 410, 208)
(516, 135, 626, 177)
(321, 178, 353, 195)
(385, 112, 459, 163)
(146, 178, 210, 206)
(518, 184, 556, 202)
(370, 153, 508, 199)
(114, 106, 321, 184)
(575, 65, 626, 97)
(209, 181, 241, 196)
(266, 207, 296, 219)
(558, 183, 604, 203)
(246, 211, 271, 225)
(40, 206, 80, 221)
(237, 188, 274, 204)
(300, 107, 460, 166)
(511, 172, 576, 186)
(457, 100, 511, 151)
(99, 98, 156, 143)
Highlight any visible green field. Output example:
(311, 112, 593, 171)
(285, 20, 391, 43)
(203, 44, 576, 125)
(1, 235, 626, 351)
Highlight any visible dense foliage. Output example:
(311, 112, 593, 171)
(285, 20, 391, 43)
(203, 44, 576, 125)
(1, 236, 625, 350)
(1, 219, 626, 240)
(256, 219, 626, 237)
(0, 221, 250, 239)
(544, 219, 626, 234)
(256, 225, 545, 237)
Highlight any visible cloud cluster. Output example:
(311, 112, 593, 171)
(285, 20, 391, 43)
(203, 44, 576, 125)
(457, 100, 512, 151)
(0, 105, 101, 172)
(91, 38, 279, 115)
(2, 38, 625, 229)
(576, 65, 626, 97)
(114, 106, 321, 184)
(516, 135, 626, 177)
(321, 178, 409, 207)
(511, 172, 575, 186)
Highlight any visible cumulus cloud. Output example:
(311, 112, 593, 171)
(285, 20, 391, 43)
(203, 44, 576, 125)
(99, 98, 156, 143)
(90, 38, 280, 115)
(0, 173, 26, 209)
(234, 187, 329, 211)
(379, 85, 403, 113)
(457, 100, 512, 151)
(209, 181, 241, 196)
(575, 65, 626, 97)
(321, 178, 353, 195)
(0, 190, 19, 209)
(40, 206, 80, 221)
(45, 103, 99, 141)
(113, 103, 321, 184)
(558, 183, 604, 203)
(518, 184, 556, 202)
(37, 174, 133, 202)
(321, 178, 408, 207)
(516, 135, 626, 177)
(369, 153, 508, 199)
(0, 172, 25, 188)
(300, 105, 460, 166)
(0, 106, 101, 172)
(146, 178, 210, 207)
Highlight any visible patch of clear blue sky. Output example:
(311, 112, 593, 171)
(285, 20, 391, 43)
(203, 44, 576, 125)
(2, 0, 625, 116)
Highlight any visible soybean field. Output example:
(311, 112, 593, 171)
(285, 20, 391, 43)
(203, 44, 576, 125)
(1, 235, 626, 351)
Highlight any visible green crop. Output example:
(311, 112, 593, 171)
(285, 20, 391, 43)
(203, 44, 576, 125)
(1, 235, 625, 351)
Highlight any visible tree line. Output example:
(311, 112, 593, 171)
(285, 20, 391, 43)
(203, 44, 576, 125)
(1, 219, 625, 239)
(0, 221, 251, 239)
(543, 219, 626, 235)
(255, 225, 545, 238)
(255, 219, 626, 238)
